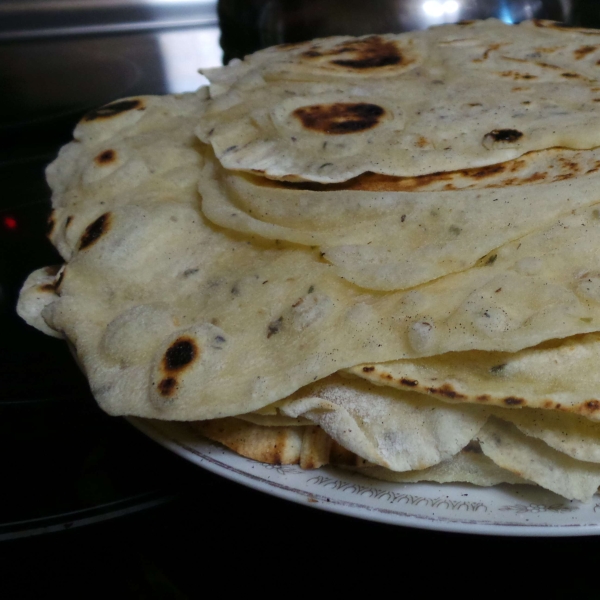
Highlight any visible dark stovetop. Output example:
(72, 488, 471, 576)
(3, 1, 600, 595)
(0, 22, 219, 544)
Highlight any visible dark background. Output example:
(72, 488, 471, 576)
(2, 0, 600, 595)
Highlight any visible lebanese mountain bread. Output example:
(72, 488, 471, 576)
(198, 20, 600, 182)
(199, 146, 600, 290)
(350, 333, 600, 420)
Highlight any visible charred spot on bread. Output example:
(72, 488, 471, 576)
(293, 103, 385, 134)
(79, 213, 111, 250)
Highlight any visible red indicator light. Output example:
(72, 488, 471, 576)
(3, 216, 17, 230)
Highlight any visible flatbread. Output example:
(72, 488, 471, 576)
(278, 374, 488, 471)
(498, 406, 600, 463)
(353, 446, 527, 487)
(198, 417, 528, 487)
(198, 20, 600, 182)
(45, 92, 210, 261)
(18, 90, 600, 422)
(478, 418, 600, 501)
(197, 410, 600, 500)
(194, 418, 365, 469)
(199, 146, 600, 290)
(350, 333, 600, 420)
(235, 412, 311, 427)
(17, 265, 64, 339)
(17, 21, 600, 503)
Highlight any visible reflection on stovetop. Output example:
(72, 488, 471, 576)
(0, 0, 218, 40)
(0, 30, 221, 166)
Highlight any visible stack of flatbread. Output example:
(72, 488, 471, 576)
(19, 19, 600, 501)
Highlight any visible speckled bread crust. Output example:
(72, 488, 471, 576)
(199, 146, 600, 290)
(349, 334, 600, 420)
(198, 20, 600, 183)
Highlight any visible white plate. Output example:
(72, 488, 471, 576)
(130, 418, 600, 536)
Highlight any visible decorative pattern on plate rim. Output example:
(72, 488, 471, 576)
(307, 475, 489, 512)
(499, 503, 578, 514)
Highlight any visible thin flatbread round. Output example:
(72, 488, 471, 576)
(478, 418, 600, 501)
(497, 406, 600, 463)
(198, 20, 600, 182)
(354, 447, 527, 487)
(350, 333, 600, 420)
(199, 146, 600, 290)
(278, 374, 488, 471)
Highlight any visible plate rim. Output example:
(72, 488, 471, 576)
(128, 417, 600, 537)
